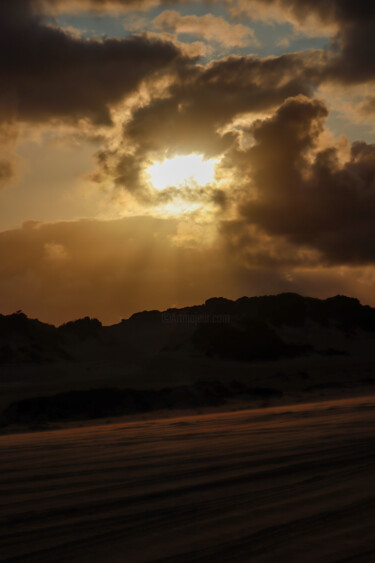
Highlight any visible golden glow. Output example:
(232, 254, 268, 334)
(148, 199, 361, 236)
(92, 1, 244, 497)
(147, 154, 218, 190)
(155, 198, 202, 217)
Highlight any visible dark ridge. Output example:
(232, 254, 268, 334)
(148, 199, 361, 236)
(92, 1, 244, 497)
(125, 292, 375, 333)
(0, 311, 54, 337)
(0, 293, 374, 365)
(0, 311, 69, 364)
(58, 317, 102, 340)
(128, 310, 163, 323)
(3, 293, 375, 333)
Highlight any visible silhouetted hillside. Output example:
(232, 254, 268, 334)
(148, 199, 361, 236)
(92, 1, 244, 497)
(2, 293, 375, 425)
(0, 312, 70, 363)
(184, 293, 375, 332)
(0, 294, 374, 366)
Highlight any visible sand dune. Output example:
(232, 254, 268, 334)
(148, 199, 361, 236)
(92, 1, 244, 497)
(1, 396, 375, 562)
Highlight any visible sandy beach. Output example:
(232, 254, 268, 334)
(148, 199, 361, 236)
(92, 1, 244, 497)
(1, 395, 375, 562)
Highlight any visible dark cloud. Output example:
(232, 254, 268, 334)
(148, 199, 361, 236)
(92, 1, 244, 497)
(0, 160, 15, 190)
(94, 51, 323, 201)
(360, 96, 375, 116)
(0, 121, 19, 190)
(0, 0, 189, 126)
(234, 95, 375, 265)
(326, 20, 375, 84)
(129, 51, 322, 145)
(220, 220, 322, 270)
(2, 0, 373, 135)
(75, 1, 374, 210)
(241, 0, 375, 84)
(246, 0, 375, 24)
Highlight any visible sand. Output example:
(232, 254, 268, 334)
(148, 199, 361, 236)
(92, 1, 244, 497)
(1, 395, 375, 562)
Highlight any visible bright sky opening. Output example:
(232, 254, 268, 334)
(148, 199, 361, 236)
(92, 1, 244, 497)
(147, 154, 218, 190)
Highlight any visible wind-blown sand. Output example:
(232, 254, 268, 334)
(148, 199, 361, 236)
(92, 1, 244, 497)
(1, 396, 375, 562)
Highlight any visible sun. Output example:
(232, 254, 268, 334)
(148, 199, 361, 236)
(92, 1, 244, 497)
(146, 154, 218, 190)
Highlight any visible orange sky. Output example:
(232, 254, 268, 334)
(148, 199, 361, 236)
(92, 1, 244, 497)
(1, 1, 375, 324)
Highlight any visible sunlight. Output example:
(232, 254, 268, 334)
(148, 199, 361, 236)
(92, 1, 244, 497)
(147, 154, 218, 190)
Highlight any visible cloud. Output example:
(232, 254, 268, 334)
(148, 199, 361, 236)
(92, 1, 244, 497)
(138, 30, 209, 58)
(0, 1, 189, 126)
(0, 121, 19, 190)
(233, 95, 375, 265)
(360, 96, 375, 116)
(153, 10, 259, 49)
(3, 0, 373, 188)
(231, 0, 369, 31)
(232, 0, 375, 84)
(36, 0, 171, 13)
(0, 159, 15, 190)
(6, 0, 374, 136)
(93, 51, 323, 202)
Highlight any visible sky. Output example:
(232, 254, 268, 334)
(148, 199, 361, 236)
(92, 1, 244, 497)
(1, 0, 375, 324)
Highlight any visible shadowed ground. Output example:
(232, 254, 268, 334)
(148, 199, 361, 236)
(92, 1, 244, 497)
(1, 396, 375, 562)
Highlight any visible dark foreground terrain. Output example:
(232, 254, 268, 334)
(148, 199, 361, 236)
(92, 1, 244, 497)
(0, 381, 282, 426)
(1, 395, 375, 562)
(2, 293, 375, 418)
